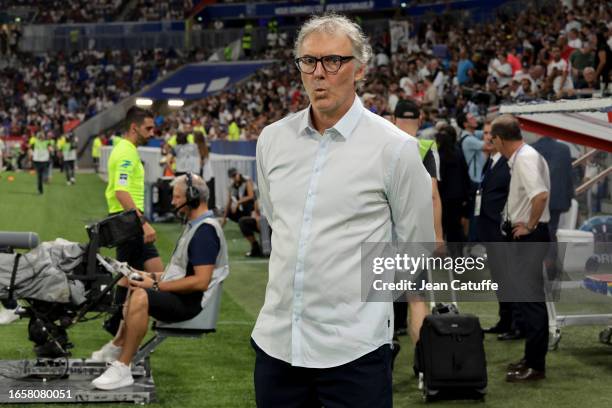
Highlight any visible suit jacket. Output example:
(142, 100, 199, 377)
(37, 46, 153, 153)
(531, 137, 573, 212)
(477, 155, 510, 242)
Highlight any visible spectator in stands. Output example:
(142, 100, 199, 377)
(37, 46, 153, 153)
(570, 42, 595, 86)
(457, 48, 475, 86)
(489, 49, 513, 88)
(547, 46, 575, 98)
(576, 67, 600, 96)
(172, 132, 201, 176)
(592, 29, 612, 93)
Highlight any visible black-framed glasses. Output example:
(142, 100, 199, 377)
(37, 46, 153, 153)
(294, 55, 355, 74)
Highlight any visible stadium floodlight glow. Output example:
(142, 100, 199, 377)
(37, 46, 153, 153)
(135, 98, 153, 107)
(168, 99, 185, 108)
(400, 2, 407, 7)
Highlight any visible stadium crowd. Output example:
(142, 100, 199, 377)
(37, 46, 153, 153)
(1, 0, 611, 165)
(1, 0, 194, 23)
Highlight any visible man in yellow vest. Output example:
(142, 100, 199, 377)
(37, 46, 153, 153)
(92, 134, 103, 173)
(391, 99, 444, 360)
(242, 22, 253, 58)
(28, 132, 53, 194)
(227, 120, 241, 141)
(58, 132, 77, 185)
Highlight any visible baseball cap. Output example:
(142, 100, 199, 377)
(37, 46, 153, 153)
(394, 99, 421, 120)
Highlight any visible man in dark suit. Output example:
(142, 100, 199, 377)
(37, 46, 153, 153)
(477, 118, 523, 340)
(531, 136, 574, 239)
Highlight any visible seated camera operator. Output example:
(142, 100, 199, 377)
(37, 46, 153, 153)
(91, 173, 229, 391)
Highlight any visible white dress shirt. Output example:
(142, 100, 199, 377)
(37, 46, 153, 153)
(253, 95, 434, 368)
(505, 143, 550, 225)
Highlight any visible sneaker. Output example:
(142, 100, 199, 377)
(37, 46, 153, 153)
(90, 341, 122, 363)
(91, 361, 134, 390)
(0, 308, 19, 325)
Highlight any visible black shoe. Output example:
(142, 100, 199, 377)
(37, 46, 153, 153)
(507, 358, 527, 372)
(506, 367, 545, 382)
(483, 323, 511, 334)
(246, 242, 263, 257)
(498, 330, 525, 341)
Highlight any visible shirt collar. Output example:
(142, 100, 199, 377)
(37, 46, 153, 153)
(187, 210, 214, 228)
(299, 94, 364, 140)
(491, 152, 502, 166)
(507, 143, 526, 170)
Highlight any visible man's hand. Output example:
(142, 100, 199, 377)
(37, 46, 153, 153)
(128, 273, 154, 289)
(512, 222, 531, 239)
(221, 217, 227, 227)
(142, 222, 157, 244)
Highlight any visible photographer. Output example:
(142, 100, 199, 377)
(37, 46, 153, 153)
(221, 168, 255, 227)
(92, 174, 228, 390)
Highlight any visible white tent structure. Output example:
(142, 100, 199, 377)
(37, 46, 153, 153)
(500, 98, 612, 152)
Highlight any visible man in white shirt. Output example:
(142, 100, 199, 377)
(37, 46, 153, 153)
(547, 46, 575, 98)
(253, 14, 434, 407)
(490, 115, 551, 383)
(488, 50, 513, 88)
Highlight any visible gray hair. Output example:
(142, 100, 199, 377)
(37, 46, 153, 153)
(293, 13, 372, 67)
(171, 174, 210, 205)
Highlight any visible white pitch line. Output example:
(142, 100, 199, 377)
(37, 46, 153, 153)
(230, 259, 269, 264)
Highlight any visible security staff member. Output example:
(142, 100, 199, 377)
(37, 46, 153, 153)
(29, 132, 53, 194)
(92, 134, 103, 173)
(392, 99, 442, 345)
(490, 114, 550, 383)
(103, 107, 163, 335)
(58, 132, 77, 185)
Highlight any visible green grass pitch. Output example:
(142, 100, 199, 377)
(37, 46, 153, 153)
(0, 171, 611, 407)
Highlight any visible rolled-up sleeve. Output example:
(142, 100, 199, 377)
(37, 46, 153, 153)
(387, 139, 435, 243)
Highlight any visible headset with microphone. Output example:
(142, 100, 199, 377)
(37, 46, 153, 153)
(174, 172, 201, 214)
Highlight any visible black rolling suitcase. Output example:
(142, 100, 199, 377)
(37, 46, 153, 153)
(416, 313, 487, 402)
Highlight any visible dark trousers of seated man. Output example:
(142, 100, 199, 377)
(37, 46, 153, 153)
(110, 286, 202, 367)
(252, 339, 392, 408)
(105, 220, 162, 336)
(506, 223, 550, 372)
